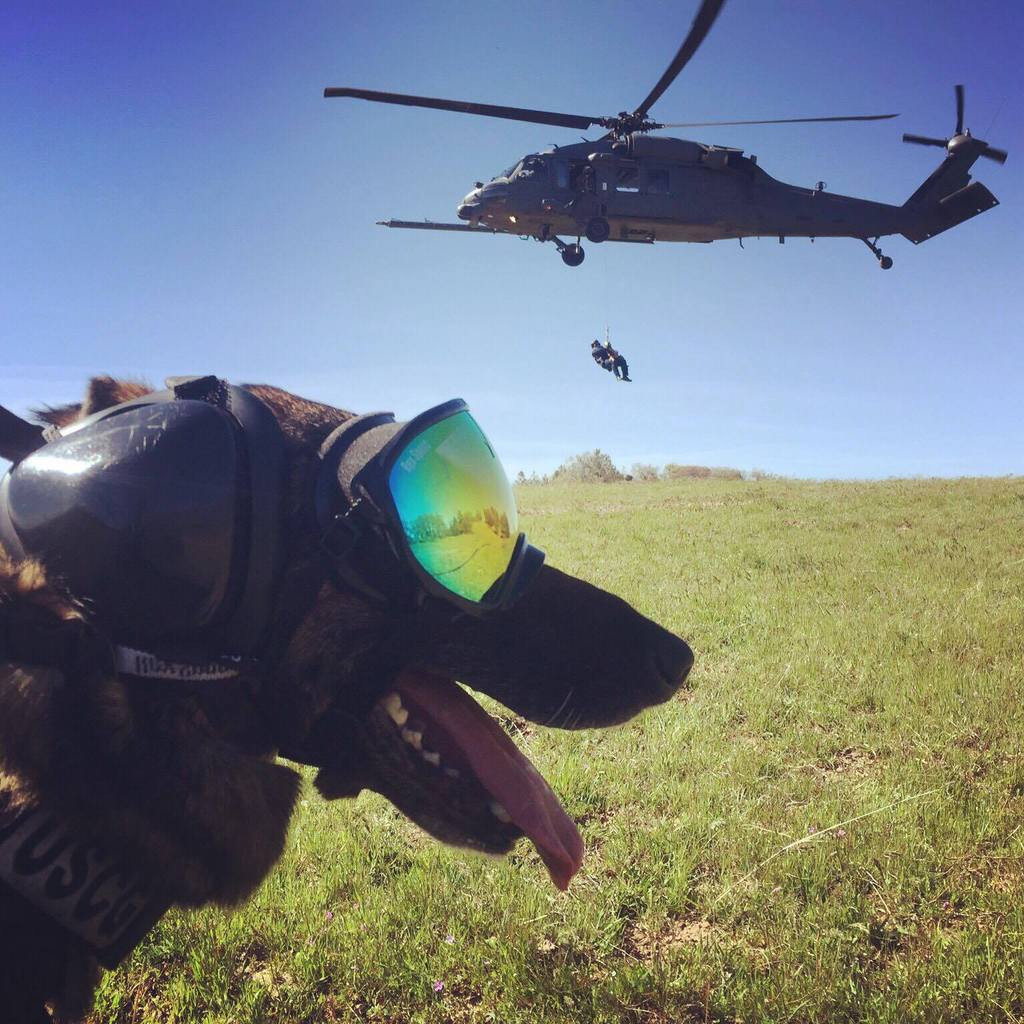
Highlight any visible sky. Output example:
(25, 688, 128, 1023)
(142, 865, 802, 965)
(2, 1, 1022, 479)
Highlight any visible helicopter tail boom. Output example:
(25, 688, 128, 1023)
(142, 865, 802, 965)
(899, 85, 1006, 244)
(900, 181, 998, 244)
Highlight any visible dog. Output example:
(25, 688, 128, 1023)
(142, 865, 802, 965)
(0, 376, 693, 1023)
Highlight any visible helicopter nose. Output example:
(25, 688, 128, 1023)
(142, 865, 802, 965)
(457, 190, 481, 220)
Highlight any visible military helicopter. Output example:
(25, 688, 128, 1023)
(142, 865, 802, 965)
(325, 0, 1007, 269)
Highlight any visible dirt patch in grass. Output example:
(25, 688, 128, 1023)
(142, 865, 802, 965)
(494, 712, 535, 740)
(812, 746, 877, 779)
(990, 857, 1024, 895)
(575, 805, 617, 830)
(947, 849, 1024, 897)
(623, 916, 717, 960)
(248, 965, 295, 999)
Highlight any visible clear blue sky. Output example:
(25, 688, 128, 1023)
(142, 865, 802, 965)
(3, 1, 1021, 478)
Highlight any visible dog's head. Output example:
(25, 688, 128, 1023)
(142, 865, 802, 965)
(247, 383, 693, 889)
(25, 377, 693, 889)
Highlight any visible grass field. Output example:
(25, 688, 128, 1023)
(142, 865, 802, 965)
(89, 477, 1024, 1023)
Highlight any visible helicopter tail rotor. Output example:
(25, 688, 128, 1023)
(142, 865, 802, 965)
(901, 85, 1005, 243)
(902, 84, 1008, 164)
(901, 133, 947, 149)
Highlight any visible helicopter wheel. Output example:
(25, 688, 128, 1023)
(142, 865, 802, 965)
(585, 217, 610, 244)
(879, 256, 893, 270)
(561, 244, 585, 267)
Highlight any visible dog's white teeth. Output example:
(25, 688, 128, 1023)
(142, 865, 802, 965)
(422, 750, 441, 767)
(489, 802, 512, 823)
(401, 728, 423, 751)
(444, 767, 461, 780)
(382, 693, 409, 727)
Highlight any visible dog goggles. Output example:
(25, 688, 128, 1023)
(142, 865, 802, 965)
(315, 399, 543, 614)
(0, 377, 284, 659)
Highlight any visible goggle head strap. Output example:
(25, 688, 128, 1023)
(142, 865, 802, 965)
(0, 404, 48, 464)
(316, 412, 401, 515)
(314, 411, 420, 609)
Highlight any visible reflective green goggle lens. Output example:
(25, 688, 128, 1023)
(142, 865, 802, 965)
(388, 411, 518, 603)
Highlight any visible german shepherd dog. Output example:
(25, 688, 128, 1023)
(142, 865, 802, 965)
(0, 377, 693, 1023)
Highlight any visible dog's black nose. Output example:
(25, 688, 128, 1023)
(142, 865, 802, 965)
(650, 631, 694, 696)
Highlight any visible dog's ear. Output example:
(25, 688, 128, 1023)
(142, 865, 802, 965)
(33, 401, 82, 429)
(80, 376, 152, 416)
(32, 376, 153, 430)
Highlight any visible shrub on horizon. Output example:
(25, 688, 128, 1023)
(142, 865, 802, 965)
(553, 449, 624, 483)
(664, 464, 712, 479)
(514, 470, 549, 485)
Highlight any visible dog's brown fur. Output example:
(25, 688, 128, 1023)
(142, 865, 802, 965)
(0, 378, 693, 1022)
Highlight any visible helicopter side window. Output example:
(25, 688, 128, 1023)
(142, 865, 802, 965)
(647, 168, 671, 195)
(553, 160, 570, 190)
(615, 163, 640, 193)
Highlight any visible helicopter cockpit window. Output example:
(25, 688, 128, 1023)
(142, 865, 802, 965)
(615, 163, 640, 193)
(647, 168, 670, 195)
(496, 164, 518, 180)
(515, 156, 548, 180)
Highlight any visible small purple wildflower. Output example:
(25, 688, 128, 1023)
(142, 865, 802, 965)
(835, 828, 847, 839)
(433, 980, 444, 993)
(325, 910, 334, 922)
(444, 934, 455, 945)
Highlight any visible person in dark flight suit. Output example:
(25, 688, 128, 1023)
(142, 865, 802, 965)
(591, 340, 613, 373)
(603, 341, 631, 382)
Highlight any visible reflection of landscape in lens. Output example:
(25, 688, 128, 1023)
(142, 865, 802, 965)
(388, 412, 518, 601)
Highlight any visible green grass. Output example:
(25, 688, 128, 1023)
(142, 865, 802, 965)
(89, 477, 1024, 1023)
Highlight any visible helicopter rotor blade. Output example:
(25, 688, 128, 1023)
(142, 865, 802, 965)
(981, 145, 1008, 164)
(323, 87, 601, 131)
(660, 113, 898, 128)
(633, 0, 727, 119)
(902, 133, 949, 148)
(954, 84, 965, 135)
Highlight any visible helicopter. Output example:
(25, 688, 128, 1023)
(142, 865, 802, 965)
(324, 0, 1007, 269)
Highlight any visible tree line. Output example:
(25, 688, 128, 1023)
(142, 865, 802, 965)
(515, 449, 776, 485)
(405, 506, 511, 544)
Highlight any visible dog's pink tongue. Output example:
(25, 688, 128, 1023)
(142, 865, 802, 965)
(396, 669, 584, 890)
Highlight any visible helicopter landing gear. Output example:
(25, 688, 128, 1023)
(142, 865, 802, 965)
(562, 244, 585, 267)
(585, 217, 610, 244)
(551, 235, 585, 267)
(861, 236, 894, 270)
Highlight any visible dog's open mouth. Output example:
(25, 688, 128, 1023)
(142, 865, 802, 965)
(362, 668, 584, 889)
